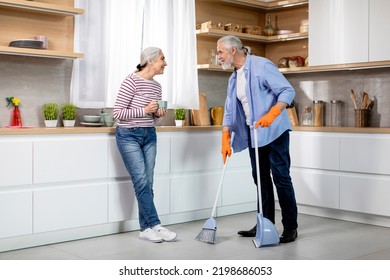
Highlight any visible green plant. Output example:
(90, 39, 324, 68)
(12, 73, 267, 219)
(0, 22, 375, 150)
(42, 103, 59, 120)
(62, 103, 77, 120)
(174, 108, 186, 120)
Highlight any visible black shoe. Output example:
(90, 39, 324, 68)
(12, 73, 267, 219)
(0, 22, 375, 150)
(237, 225, 256, 237)
(279, 229, 298, 243)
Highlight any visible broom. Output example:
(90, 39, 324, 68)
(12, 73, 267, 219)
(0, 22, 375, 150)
(195, 156, 229, 244)
(196, 133, 234, 244)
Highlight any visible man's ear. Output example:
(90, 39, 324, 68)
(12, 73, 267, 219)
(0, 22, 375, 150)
(231, 46, 237, 55)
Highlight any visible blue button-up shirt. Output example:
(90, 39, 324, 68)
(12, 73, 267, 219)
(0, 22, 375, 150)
(222, 55, 295, 152)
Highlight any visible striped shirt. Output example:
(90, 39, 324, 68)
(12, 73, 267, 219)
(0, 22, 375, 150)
(113, 72, 162, 127)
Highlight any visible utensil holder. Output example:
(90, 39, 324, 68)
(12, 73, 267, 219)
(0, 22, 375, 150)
(354, 109, 369, 127)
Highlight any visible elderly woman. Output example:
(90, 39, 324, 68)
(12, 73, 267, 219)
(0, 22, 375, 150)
(113, 47, 176, 243)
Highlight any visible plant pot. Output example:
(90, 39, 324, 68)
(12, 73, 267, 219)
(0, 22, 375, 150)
(63, 120, 76, 127)
(175, 120, 184, 127)
(44, 120, 58, 128)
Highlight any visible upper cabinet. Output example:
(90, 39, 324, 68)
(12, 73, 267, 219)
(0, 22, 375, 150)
(195, 0, 309, 72)
(369, 0, 390, 62)
(0, 0, 84, 59)
(309, 0, 369, 66)
(309, 0, 390, 66)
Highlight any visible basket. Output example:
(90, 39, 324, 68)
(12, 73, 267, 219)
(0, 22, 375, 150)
(354, 109, 369, 127)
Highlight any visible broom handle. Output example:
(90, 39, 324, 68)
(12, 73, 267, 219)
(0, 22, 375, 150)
(211, 132, 234, 218)
(253, 124, 262, 214)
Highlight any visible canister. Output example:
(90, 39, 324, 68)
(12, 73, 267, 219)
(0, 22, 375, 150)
(330, 99, 341, 127)
(313, 100, 324, 126)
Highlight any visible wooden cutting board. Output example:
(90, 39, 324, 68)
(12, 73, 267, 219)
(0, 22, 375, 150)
(190, 92, 210, 126)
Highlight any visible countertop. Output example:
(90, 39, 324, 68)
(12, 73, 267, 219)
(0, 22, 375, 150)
(1, 125, 390, 135)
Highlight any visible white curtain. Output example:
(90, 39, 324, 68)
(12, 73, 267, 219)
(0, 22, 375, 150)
(72, 0, 199, 110)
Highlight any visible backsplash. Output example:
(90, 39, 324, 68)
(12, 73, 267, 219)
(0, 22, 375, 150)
(1, 54, 390, 128)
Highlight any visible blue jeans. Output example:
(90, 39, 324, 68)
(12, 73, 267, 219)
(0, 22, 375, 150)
(116, 126, 160, 231)
(248, 128, 298, 231)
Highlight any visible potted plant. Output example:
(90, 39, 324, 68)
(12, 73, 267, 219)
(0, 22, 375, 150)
(43, 103, 59, 128)
(62, 103, 77, 127)
(174, 108, 186, 127)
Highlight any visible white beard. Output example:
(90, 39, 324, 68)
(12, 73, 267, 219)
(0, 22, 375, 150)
(221, 53, 233, 70)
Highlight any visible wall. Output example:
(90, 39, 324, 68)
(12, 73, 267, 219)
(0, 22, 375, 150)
(2, 53, 390, 128)
(198, 67, 390, 128)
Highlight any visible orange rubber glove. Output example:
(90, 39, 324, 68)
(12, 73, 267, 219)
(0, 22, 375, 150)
(255, 105, 282, 128)
(221, 131, 232, 164)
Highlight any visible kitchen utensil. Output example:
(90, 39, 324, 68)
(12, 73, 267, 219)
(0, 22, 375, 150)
(83, 115, 101, 123)
(350, 89, 358, 109)
(9, 39, 44, 49)
(252, 125, 279, 248)
(195, 133, 234, 244)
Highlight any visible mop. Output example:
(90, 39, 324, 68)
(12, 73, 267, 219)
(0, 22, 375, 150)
(196, 134, 234, 244)
(252, 125, 280, 248)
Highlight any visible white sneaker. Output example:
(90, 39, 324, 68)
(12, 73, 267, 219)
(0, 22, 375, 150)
(139, 228, 163, 243)
(152, 225, 177, 242)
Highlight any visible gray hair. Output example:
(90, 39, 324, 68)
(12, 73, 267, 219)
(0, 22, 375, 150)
(217, 35, 248, 54)
(137, 47, 162, 70)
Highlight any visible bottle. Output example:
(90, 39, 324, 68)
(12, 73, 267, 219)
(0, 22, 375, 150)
(330, 100, 341, 127)
(313, 100, 324, 127)
(274, 15, 280, 35)
(301, 106, 312, 126)
(264, 14, 274, 36)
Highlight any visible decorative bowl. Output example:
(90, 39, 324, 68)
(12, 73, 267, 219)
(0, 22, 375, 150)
(83, 115, 101, 123)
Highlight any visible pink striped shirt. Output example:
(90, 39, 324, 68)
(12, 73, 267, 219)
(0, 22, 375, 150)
(113, 73, 162, 127)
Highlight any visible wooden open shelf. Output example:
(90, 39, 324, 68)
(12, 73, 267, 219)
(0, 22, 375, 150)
(0, 0, 84, 15)
(222, 0, 308, 10)
(197, 28, 308, 43)
(0, 0, 83, 59)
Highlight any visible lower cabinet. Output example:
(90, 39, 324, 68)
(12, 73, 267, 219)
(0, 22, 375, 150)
(0, 190, 33, 239)
(291, 131, 390, 221)
(0, 131, 255, 251)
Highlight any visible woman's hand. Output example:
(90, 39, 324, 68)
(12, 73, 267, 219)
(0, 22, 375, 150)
(155, 108, 167, 117)
(145, 100, 158, 114)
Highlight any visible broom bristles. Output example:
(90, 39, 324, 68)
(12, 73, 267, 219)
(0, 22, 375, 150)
(196, 228, 216, 244)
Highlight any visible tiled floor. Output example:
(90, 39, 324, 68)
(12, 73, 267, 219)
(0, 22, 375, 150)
(1, 211, 390, 260)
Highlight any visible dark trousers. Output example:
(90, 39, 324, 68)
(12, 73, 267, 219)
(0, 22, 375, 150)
(248, 128, 298, 231)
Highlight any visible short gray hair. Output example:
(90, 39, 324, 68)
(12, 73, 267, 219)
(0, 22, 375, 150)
(137, 47, 162, 70)
(217, 35, 246, 54)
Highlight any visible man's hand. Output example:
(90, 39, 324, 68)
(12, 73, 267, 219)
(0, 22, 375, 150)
(221, 131, 232, 164)
(255, 105, 281, 128)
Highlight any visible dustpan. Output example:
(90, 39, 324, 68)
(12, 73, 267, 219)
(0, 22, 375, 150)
(252, 125, 279, 248)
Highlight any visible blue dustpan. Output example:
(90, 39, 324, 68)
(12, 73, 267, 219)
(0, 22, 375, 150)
(252, 124, 279, 248)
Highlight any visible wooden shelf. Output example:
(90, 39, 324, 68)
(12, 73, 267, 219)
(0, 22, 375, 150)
(0, 46, 83, 59)
(0, 0, 84, 15)
(222, 0, 308, 10)
(197, 28, 308, 43)
(198, 60, 390, 74)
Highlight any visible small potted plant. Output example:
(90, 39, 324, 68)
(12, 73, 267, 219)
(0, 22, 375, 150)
(62, 103, 77, 127)
(42, 103, 59, 128)
(174, 108, 186, 127)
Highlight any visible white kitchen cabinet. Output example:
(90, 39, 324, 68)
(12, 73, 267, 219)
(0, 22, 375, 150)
(33, 136, 108, 184)
(309, 0, 369, 66)
(340, 174, 390, 216)
(340, 134, 390, 175)
(369, 0, 390, 62)
(0, 139, 32, 187)
(170, 132, 221, 173)
(34, 183, 108, 233)
(291, 169, 339, 209)
(108, 135, 171, 178)
(108, 177, 170, 223)
(0, 191, 32, 238)
(290, 132, 340, 170)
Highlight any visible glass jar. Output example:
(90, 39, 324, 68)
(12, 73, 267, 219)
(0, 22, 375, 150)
(301, 106, 312, 126)
(330, 99, 341, 127)
(313, 100, 324, 127)
(264, 14, 274, 36)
